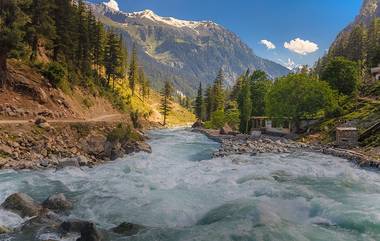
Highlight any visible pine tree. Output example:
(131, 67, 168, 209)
(367, 18, 380, 67)
(129, 44, 139, 95)
(345, 24, 366, 63)
(213, 68, 225, 111)
(0, 0, 29, 86)
(195, 82, 206, 120)
(238, 79, 252, 134)
(53, 0, 75, 63)
(160, 81, 173, 126)
(104, 30, 122, 88)
(204, 86, 214, 121)
(26, 0, 56, 61)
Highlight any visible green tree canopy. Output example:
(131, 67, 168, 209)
(321, 57, 360, 96)
(265, 74, 337, 123)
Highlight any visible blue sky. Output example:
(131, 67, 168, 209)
(92, 0, 362, 69)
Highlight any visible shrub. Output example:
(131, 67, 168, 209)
(130, 110, 142, 129)
(43, 62, 66, 88)
(107, 123, 143, 143)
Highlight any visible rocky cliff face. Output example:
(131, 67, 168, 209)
(330, 0, 380, 53)
(89, 3, 289, 95)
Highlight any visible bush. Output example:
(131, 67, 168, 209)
(107, 123, 143, 143)
(43, 62, 66, 88)
(321, 57, 360, 96)
(130, 110, 142, 129)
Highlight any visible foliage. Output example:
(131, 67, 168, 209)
(208, 110, 226, 129)
(42, 62, 66, 87)
(160, 81, 173, 125)
(130, 110, 142, 129)
(321, 57, 360, 96)
(265, 74, 337, 122)
(238, 78, 252, 133)
(249, 70, 272, 116)
(107, 123, 143, 143)
(195, 82, 206, 120)
(0, 0, 30, 84)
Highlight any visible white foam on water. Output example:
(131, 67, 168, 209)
(1, 128, 380, 240)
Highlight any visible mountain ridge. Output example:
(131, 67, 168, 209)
(89, 2, 289, 95)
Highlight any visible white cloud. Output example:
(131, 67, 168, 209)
(284, 38, 318, 55)
(103, 0, 119, 11)
(260, 39, 276, 50)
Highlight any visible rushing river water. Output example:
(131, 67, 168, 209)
(1, 128, 380, 241)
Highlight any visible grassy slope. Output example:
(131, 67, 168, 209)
(113, 81, 195, 127)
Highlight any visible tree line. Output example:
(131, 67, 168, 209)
(0, 0, 150, 100)
(194, 56, 362, 134)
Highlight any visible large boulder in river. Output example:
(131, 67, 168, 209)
(60, 220, 102, 241)
(57, 157, 80, 169)
(111, 222, 146, 236)
(1, 193, 41, 217)
(0, 225, 11, 234)
(192, 119, 204, 128)
(42, 193, 73, 212)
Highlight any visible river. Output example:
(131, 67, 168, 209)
(1, 128, 380, 240)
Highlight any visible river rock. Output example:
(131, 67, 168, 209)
(192, 120, 204, 128)
(0, 144, 12, 155)
(220, 124, 233, 135)
(0, 225, 11, 234)
(60, 220, 102, 241)
(35, 117, 47, 125)
(81, 134, 107, 156)
(136, 142, 152, 153)
(57, 157, 80, 169)
(42, 193, 73, 211)
(111, 222, 146, 236)
(1, 192, 41, 218)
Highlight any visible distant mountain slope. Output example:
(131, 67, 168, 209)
(328, 0, 380, 62)
(89, 3, 289, 95)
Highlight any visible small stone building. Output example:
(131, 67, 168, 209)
(371, 64, 380, 81)
(336, 127, 358, 147)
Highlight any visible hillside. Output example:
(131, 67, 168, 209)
(0, 61, 194, 127)
(89, 2, 290, 95)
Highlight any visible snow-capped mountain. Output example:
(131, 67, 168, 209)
(89, 2, 289, 95)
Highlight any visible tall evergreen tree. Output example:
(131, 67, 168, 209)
(195, 82, 206, 120)
(26, 0, 55, 61)
(104, 30, 123, 88)
(213, 68, 225, 111)
(129, 44, 139, 95)
(204, 86, 214, 121)
(238, 79, 252, 134)
(160, 81, 173, 126)
(0, 0, 29, 86)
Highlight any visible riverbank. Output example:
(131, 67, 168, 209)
(0, 119, 153, 170)
(193, 128, 380, 168)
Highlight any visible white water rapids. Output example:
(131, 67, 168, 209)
(1, 128, 380, 240)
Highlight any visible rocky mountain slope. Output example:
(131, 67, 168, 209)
(89, 2, 289, 95)
(329, 0, 379, 56)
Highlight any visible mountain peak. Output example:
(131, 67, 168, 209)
(127, 9, 218, 29)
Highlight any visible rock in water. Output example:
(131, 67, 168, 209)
(0, 225, 11, 234)
(57, 157, 80, 169)
(42, 193, 73, 212)
(60, 220, 102, 241)
(192, 119, 204, 128)
(112, 222, 146, 236)
(1, 193, 41, 218)
(77, 222, 103, 241)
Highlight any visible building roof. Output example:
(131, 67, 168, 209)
(336, 127, 357, 131)
(371, 66, 380, 74)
